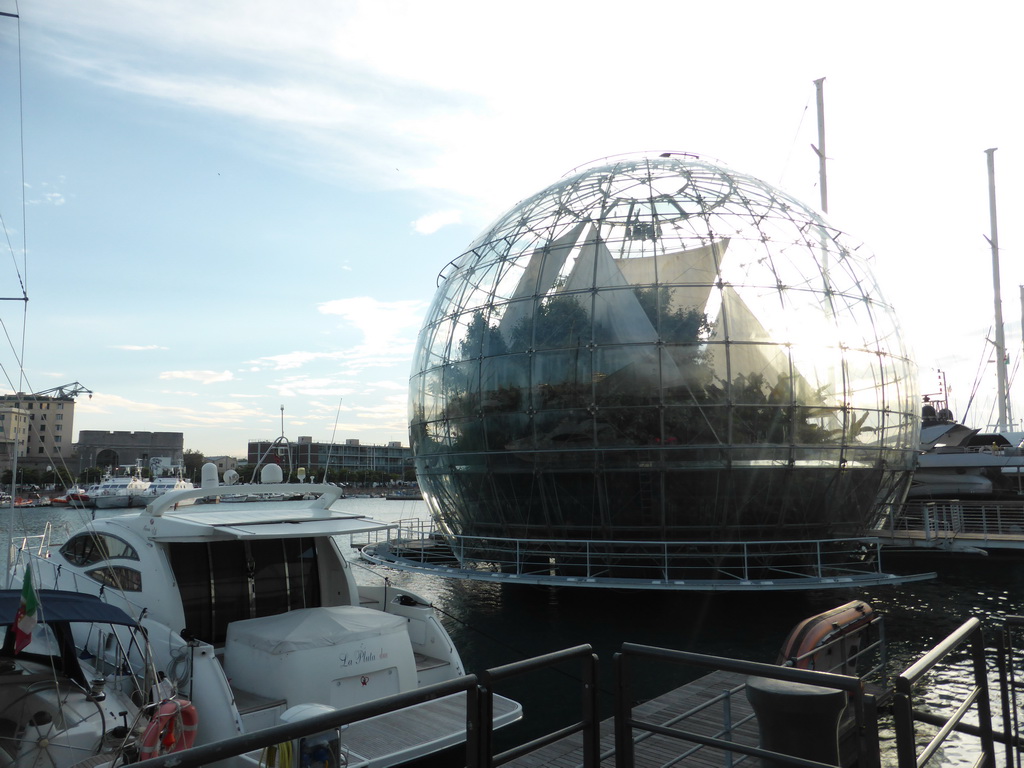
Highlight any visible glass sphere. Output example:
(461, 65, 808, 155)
(410, 153, 917, 551)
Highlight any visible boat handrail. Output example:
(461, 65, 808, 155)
(147, 482, 344, 517)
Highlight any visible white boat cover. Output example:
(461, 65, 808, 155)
(225, 606, 406, 655)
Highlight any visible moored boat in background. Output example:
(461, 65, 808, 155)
(90, 471, 151, 509)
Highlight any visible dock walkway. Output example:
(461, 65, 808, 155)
(506, 670, 758, 768)
(879, 498, 1024, 552)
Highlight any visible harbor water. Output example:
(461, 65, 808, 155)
(345, 498, 1019, 766)
(11, 496, 1018, 766)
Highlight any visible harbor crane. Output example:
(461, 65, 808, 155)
(31, 382, 93, 400)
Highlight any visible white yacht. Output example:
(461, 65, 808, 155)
(135, 475, 197, 506)
(88, 472, 151, 510)
(10, 463, 520, 767)
(912, 403, 1024, 499)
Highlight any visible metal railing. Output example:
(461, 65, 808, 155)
(131, 645, 599, 768)
(8, 523, 52, 562)
(613, 643, 877, 768)
(996, 617, 1024, 768)
(892, 617, 996, 768)
(472, 644, 599, 768)
(97, 617, 1024, 768)
(357, 519, 907, 588)
(890, 500, 1024, 544)
(132, 675, 482, 768)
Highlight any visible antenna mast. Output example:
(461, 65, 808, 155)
(813, 77, 828, 213)
(986, 148, 1010, 431)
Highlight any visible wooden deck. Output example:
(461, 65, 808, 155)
(505, 670, 759, 768)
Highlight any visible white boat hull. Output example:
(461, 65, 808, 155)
(8, 471, 521, 768)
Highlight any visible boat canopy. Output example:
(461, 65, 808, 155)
(0, 589, 138, 627)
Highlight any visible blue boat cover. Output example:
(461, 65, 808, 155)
(0, 589, 137, 627)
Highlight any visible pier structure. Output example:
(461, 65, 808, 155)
(877, 498, 1024, 553)
(355, 519, 935, 591)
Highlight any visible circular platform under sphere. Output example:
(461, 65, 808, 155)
(409, 153, 917, 557)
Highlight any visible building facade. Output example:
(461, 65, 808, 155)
(76, 431, 185, 474)
(0, 390, 78, 471)
(206, 455, 240, 474)
(247, 436, 411, 478)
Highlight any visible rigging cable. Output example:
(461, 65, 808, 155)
(0, 2, 29, 395)
(320, 396, 343, 482)
(775, 91, 812, 190)
(961, 327, 992, 426)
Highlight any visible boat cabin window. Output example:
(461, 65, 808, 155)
(60, 533, 139, 566)
(168, 538, 320, 645)
(86, 566, 143, 592)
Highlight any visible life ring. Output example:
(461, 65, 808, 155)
(139, 698, 199, 760)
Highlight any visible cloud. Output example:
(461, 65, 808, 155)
(249, 350, 342, 372)
(159, 370, 234, 384)
(244, 298, 427, 378)
(76, 392, 268, 428)
(413, 209, 461, 234)
(366, 379, 408, 392)
(266, 375, 349, 398)
(318, 297, 427, 348)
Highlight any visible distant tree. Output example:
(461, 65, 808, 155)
(182, 450, 206, 481)
(78, 466, 105, 484)
(2, 467, 42, 490)
(42, 467, 75, 488)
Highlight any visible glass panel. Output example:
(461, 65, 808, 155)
(168, 543, 213, 642)
(593, 345, 661, 406)
(86, 566, 142, 592)
(531, 293, 590, 351)
(60, 533, 138, 565)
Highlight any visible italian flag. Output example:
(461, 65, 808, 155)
(14, 566, 38, 654)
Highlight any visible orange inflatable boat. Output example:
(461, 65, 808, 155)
(776, 599, 876, 673)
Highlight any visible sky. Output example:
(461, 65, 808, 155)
(0, 0, 1022, 458)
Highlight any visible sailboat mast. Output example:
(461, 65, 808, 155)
(813, 77, 828, 214)
(986, 148, 1009, 432)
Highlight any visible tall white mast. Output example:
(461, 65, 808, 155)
(813, 77, 828, 213)
(986, 148, 1010, 431)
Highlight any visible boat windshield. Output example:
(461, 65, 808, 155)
(168, 538, 321, 644)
